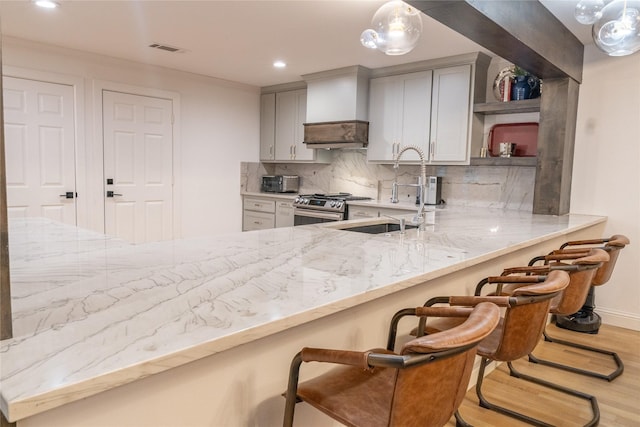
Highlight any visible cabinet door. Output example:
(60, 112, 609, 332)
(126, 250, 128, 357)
(275, 201, 294, 228)
(399, 71, 432, 162)
(367, 72, 432, 162)
(291, 90, 314, 161)
(275, 91, 297, 161)
(275, 89, 312, 162)
(430, 65, 471, 163)
(367, 76, 403, 162)
(260, 93, 276, 161)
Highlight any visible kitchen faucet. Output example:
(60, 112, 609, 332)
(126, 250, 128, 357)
(390, 145, 427, 229)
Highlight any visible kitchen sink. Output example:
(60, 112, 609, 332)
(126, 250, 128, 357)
(338, 222, 418, 234)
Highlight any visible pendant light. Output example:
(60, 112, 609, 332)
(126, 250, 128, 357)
(575, 0, 606, 24)
(575, 0, 640, 56)
(360, 1, 423, 56)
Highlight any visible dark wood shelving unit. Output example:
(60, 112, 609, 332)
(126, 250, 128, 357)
(470, 157, 537, 167)
(473, 98, 541, 115)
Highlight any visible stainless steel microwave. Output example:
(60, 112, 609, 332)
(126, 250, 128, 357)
(261, 175, 299, 193)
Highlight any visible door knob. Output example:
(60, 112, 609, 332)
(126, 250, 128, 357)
(106, 191, 122, 198)
(59, 192, 75, 199)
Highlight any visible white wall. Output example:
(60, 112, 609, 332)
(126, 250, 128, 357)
(2, 37, 260, 238)
(571, 45, 640, 330)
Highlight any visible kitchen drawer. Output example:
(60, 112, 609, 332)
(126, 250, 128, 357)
(244, 198, 276, 213)
(243, 210, 275, 231)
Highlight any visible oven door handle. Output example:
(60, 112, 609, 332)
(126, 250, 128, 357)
(293, 208, 343, 221)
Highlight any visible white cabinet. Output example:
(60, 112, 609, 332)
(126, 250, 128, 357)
(367, 64, 473, 164)
(243, 211, 275, 231)
(430, 64, 472, 162)
(275, 200, 294, 228)
(243, 197, 275, 231)
(260, 89, 330, 163)
(367, 71, 432, 162)
(243, 196, 295, 231)
(275, 89, 309, 161)
(260, 93, 276, 161)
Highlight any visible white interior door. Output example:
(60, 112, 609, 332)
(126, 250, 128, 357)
(103, 90, 173, 244)
(3, 76, 77, 224)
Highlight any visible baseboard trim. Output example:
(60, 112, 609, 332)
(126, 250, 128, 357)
(598, 308, 640, 331)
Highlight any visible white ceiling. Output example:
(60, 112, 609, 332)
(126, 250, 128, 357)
(0, 0, 590, 88)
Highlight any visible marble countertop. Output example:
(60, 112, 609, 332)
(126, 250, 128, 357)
(241, 191, 297, 200)
(0, 210, 605, 422)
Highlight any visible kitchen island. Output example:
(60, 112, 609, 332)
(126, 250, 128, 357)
(1, 208, 605, 426)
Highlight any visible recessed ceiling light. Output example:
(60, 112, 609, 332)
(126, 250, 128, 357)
(273, 61, 287, 69)
(34, 0, 59, 9)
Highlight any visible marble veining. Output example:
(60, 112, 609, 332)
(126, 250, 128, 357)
(242, 149, 535, 209)
(1, 210, 604, 422)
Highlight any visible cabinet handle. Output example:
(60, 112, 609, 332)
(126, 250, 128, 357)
(430, 141, 435, 158)
(292, 145, 296, 159)
(270, 145, 273, 155)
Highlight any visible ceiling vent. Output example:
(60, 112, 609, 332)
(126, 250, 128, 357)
(148, 43, 186, 53)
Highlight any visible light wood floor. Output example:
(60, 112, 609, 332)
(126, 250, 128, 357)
(447, 323, 640, 426)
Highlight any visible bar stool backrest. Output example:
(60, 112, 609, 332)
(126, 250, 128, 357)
(485, 270, 569, 362)
(593, 235, 630, 286)
(547, 249, 609, 316)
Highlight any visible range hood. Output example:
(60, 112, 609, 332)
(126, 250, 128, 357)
(302, 66, 370, 149)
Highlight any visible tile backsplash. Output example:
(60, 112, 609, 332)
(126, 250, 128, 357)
(241, 150, 534, 211)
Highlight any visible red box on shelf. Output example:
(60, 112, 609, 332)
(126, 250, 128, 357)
(488, 122, 539, 157)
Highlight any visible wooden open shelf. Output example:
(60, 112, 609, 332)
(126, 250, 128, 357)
(470, 157, 537, 167)
(473, 98, 541, 115)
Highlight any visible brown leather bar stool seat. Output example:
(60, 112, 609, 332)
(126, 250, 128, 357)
(282, 302, 501, 427)
(503, 246, 628, 381)
(418, 271, 601, 427)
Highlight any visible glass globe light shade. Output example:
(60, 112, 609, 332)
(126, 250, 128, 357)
(593, 0, 640, 56)
(361, 1, 422, 56)
(360, 29, 379, 49)
(575, 0, 606, 25)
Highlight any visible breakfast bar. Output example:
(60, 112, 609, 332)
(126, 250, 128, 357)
(1, 208, 606, 426)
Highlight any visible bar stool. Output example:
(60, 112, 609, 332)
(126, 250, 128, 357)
(282, 302, 500, 427)
(515, 238, 629, 381)
(553, 235, 630, 333)
(418, 271, 588, 427)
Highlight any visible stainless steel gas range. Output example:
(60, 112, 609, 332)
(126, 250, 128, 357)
(292, 193, 372, 225)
